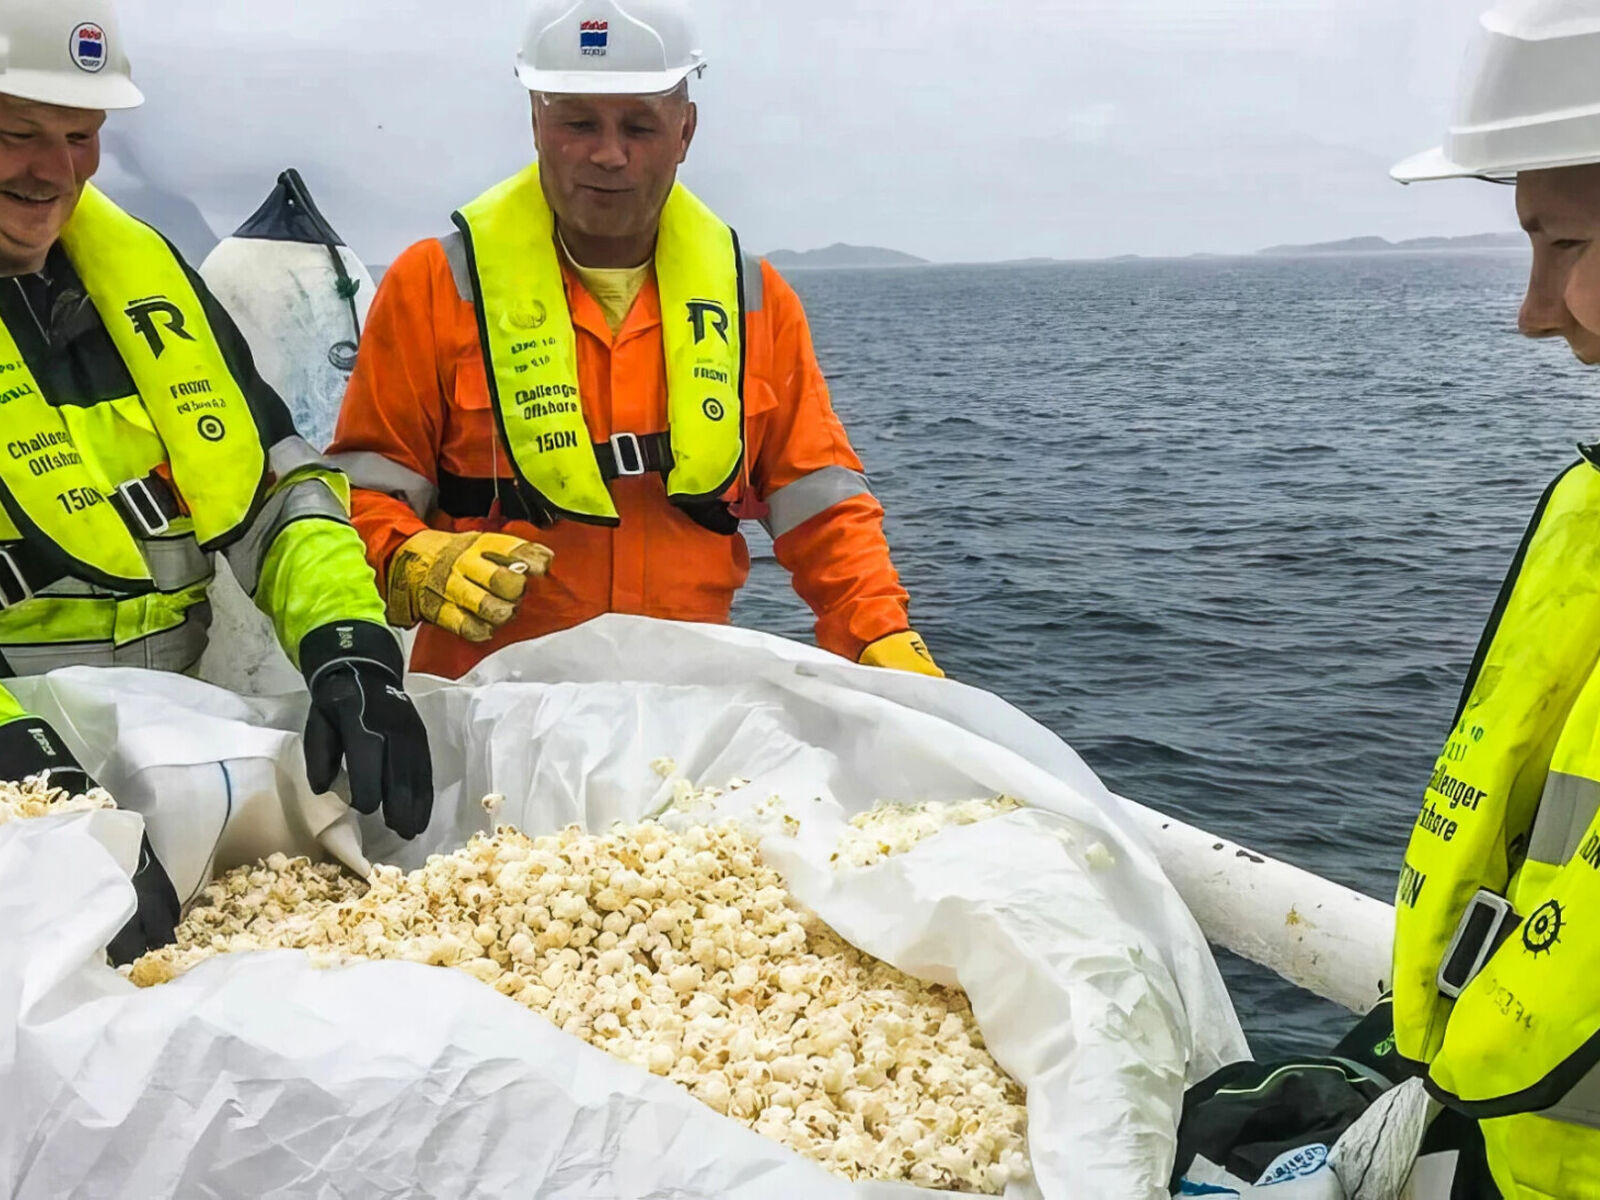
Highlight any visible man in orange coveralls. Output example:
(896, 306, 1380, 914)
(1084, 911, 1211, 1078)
(327, 0, 941, 681)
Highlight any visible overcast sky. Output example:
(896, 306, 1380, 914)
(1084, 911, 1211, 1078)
(110, 0, 1512, 264)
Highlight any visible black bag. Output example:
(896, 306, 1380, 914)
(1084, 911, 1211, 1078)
(1168, 999, 1499, 1198)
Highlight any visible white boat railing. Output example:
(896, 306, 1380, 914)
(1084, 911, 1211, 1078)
(1122, 799, 1395, 1016)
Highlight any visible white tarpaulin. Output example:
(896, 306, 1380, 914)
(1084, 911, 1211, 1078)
(0, 616, 1248, 1199)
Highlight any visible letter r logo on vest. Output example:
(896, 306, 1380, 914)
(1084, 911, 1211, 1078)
(687, 300, 730, 345)
(125, 297, 196, 359)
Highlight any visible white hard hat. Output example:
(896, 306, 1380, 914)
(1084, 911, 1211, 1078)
(1394, 0, 1600, 182)
(516, 0, 706, 96)
(0, 0, 142, 111)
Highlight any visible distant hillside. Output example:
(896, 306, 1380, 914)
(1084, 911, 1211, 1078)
(1259, 232, 1524, 256)
(762, 243, 928, 269)
(96, 133, 219, 265)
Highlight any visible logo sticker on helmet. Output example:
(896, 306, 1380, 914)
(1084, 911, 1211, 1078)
(580, 20, 609, 57)
(70, 23, 107, 74)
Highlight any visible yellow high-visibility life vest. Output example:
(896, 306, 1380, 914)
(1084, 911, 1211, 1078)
(1394, 451, 1600, 1137)
(0, 184, 265, 590)
(451, 163, 745, 528)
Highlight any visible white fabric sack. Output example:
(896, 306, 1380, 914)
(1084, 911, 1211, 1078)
(0, 616, 1248, 1199)
(199, 233, 373, 451)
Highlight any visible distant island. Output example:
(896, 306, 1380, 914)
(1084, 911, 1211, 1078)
(762, 243, 928, 270)
(1258, 232, 1525, 256)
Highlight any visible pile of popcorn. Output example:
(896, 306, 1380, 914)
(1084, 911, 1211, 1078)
(832, 796, 1024, 869)
(131, 814, 1031, 1193)
(0, 773, 115, 825)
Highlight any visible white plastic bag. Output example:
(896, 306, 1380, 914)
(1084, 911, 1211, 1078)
(0, 616, 1248, 1199)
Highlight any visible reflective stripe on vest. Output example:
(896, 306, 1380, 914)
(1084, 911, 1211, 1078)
(0, 587, 211, 676)
(1393, 452, 1600, 1126)
(0, 187, 266, 589)
(451, 164, 745, 527)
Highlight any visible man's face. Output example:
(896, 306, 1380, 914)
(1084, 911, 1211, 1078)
(531, 90, 696, 248)
(1517, 165, 1600, 365)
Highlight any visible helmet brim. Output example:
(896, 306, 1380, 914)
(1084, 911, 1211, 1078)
(1390, 146, 1484, 184)
(0, 71, 144, 112)
(517, 62, 701, 97)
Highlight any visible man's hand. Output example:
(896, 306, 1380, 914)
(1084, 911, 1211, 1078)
(300, 622, 435, 840)
(858, 631, 945, 679)
(386, 530, 554, 643)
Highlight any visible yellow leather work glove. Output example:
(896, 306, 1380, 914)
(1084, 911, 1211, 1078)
(858, 631, 945, 678)
(386, 530, 554, 643)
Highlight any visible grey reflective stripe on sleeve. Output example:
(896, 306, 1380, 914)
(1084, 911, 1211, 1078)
(0, 607, 210, 674)
(1544, 1064, 1600, 1129)
(268, 434, 332, 480)
(1527, 771, 1600, 867)
(143, 537, 212, 593)
(224, 474, 350, 596)
(761, 466, 874, 539)
(743, 254, 765, 314)
(441, 231, 473, 303)
(326, 450, 438, 518)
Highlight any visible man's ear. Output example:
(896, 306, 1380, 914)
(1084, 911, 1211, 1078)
(679, 101, 698, 164)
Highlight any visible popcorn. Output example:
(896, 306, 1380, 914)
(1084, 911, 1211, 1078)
(1084, 842, 1117, 871)
(831, 796, 1023, 869)
(0, 774, 117, 824)
(131, 815, 1030, 1194)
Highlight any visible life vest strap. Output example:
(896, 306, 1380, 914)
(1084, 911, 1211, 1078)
(0, 469, 185, 609)
(436, 427, 738, 537)
(110, 471, 183, 538)
(597, 432, 673, 481)
(0, 542, 55, 610)
(438, 433, 675, 517)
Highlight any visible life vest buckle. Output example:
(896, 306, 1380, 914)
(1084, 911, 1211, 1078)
(1437, 888, 1519, 999)
(609, 432, 647, 478)
(115, 476, 172, 538)
(0, 549, 34, 611)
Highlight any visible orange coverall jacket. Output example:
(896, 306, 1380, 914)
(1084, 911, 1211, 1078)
(327, 234, 912, 679)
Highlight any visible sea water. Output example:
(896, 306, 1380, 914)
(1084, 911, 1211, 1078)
(732, 251, 1593, 1057)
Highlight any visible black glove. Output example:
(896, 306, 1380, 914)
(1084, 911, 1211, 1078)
(0, 713, 97, 798)
(300, 621, 434, 840)
(106, 834, 181, 966)
(0, 716, 180, 964)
